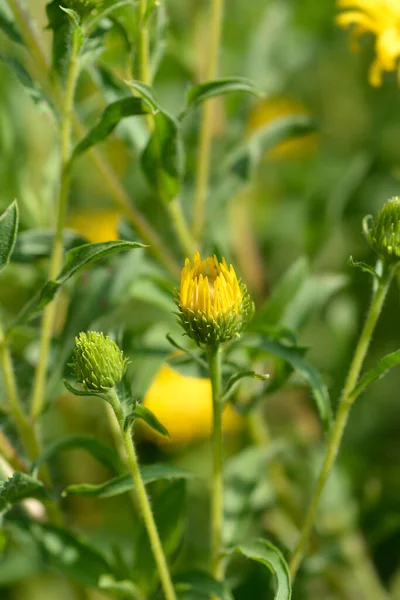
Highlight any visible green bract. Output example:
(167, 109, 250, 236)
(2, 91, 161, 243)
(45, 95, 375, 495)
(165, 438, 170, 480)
(72, 331, 128, 392)
(365, 197, 400, 264)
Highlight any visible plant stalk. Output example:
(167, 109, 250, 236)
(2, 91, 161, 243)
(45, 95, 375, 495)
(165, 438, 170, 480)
(289, 265, 394, 579)
(30, 27, 81, 420)
(107, 389, 177, 600)
(192, 0, 225, 240)
(207, 344, 224, 579)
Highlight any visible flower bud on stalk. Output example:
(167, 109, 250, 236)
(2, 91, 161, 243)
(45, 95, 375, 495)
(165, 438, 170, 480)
(176, 252, 254, 346)
(72, 331, 128, 392)
(365, 197, 400, 264)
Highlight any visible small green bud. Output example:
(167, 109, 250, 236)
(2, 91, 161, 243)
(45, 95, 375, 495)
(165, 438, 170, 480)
(72, 331, 128, 392)
(365, 197, 400, 264)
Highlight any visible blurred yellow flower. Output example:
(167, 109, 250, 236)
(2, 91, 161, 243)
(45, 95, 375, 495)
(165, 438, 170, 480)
(68, 208, 120, 242)
(336, 0, 400, 86)
(142, 364, 243, 445)
(246, 97, 318, 159)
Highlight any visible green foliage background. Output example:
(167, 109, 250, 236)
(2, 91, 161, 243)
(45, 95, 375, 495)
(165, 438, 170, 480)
(0, 0, 400, 599)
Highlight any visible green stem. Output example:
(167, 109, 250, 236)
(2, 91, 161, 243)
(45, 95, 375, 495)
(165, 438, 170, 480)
(137, 0, 151, 84)
(192, 0, 224, 241)
(207, 344, 223, 579)
(166, 199, 197, 258)
(30, 28, 81, 420)
(289, 265, 394, 580)
(107, 389, 177, 600)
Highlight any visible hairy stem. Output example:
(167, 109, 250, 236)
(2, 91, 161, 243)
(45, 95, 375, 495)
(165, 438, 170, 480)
(107, 389, 177, 600)
(30, 28, 81, 420)
(289, 265, 394, 579)
(192, 0, 224, 240)
(207, 344, 223, 579)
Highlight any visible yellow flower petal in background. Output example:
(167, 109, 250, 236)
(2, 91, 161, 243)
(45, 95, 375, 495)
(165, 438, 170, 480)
(68, 208, 120, 242)
(246, 97, 318, 159)
(141, 364, 243, 445)
(336, 0, 400, 86)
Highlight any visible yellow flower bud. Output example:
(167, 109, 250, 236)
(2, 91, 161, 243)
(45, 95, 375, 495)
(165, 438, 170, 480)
(176, 252, 253, 346)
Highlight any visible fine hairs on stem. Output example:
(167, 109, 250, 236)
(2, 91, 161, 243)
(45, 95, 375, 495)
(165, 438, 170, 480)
(106, 389, 177, 600)
(207, 345, 224, 579)
(289, 263, 395, 579)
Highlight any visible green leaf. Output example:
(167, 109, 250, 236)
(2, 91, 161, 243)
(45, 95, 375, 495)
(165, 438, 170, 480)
(11, 228, 86, 262)
(349, 349, 400, 403)
(224, 445, 285, 545)
(224, 115, 317, 179)
(125, 80, 159, 111)
(32, 435, 121, 477)
(221, 371, 269, 405)
(30, 522, 112, 587)
(0, 6, 23, 44)
(166, 334, 208, 369)
(348, 256, 380, 279)
(71, 97, 152, 163)
(98, 574, 143, 599)
(63, 464, 194, 498)
(0, 473, 47, 513)
(180, 77, 263, 119)
(136, 480, 186, 593)
(59, 6, 80, 27)
(0, 200, 18, 274)
(252, 337, 332, 431)
(250, 257, 309, 330)
(133, 403, 169, 438)
(174, 571, 234, 600)
(9, 240, 145, 331)
(0, 54, 53, 113)
(85, 1, 137, 35)
(46, 0, 74, 80)
(141, 111, 184, 202)
(225, 539, 291, 600)
(63, 379, 106, 398)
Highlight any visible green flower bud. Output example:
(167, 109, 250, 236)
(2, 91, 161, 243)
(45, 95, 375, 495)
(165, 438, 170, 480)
(72, 331, 128, 392)
(176, 253, 254, 346)
(365, 197, 400, 264)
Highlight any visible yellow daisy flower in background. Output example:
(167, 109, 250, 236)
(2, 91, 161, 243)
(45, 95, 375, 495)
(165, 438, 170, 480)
(68, 208, 120, 242)
(336, 0, 400, 86)
(142, 364, 243, 445)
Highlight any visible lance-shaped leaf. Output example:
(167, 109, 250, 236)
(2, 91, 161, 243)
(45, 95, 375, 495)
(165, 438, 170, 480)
(0, 54, 54, 114)
(179, 77, 263, 119)
(224, 114, 317, 180)
(174, 571, 234, 600)
(348, 255, 380, 279)
(348, 348, 400, 403)
(225, 539, 291, 600)
(0, 473, 47, 513)
(131, 403, 169, 438)
(221, 371, 269, 405)
(141, 111, 184, 202)
(98, 575, 143, 599)
(250, 337, 332, 432)
(0, 200, 18, 274)
(63, 464, 194, 498)
(8, 240, 146, 331)
(125, 80, 159, 111)
(166, 333, 208, 369)
(32, 435, 121, 477)
(71, 97, 153, 163)
(0, 6, 24, 44)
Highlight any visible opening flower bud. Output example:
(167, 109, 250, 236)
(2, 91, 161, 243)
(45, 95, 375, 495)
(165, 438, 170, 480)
(176, 253, 254, 346)
(366, 197, 400, 264)
(72, 331, 128, 392)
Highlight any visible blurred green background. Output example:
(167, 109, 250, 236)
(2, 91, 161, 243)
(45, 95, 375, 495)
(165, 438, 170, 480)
(1, 0, 400, 598)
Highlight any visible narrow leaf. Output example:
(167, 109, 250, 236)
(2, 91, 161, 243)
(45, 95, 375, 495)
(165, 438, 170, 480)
(349, 349, 400, 403)
(0, 54, 53, 113)
(98, 574, 143, 599)
(0, 473, 46, 513)
(180, 77, 263, 119)
(134, 403, 169, 438)
(63, 464, 194, 498)
(348, 255, 380, 279)
(59, 6, 80, 27)
(71, 97, 152, 162)
(8, 240, 145, 331)
(221, 371, 269, 405)
(166, 333, 208, 369)
(226, 539, 291, 600)
(63, 379, 106, 398)
(32, 435, 121, 476)
(0, 200, 18, 274)
(253, 337, 332, 431)
(174, 571, 234, 600)
(141, 111, 184, 202)
(0, 7, 23, 44)
(125, 80, 160, 111)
